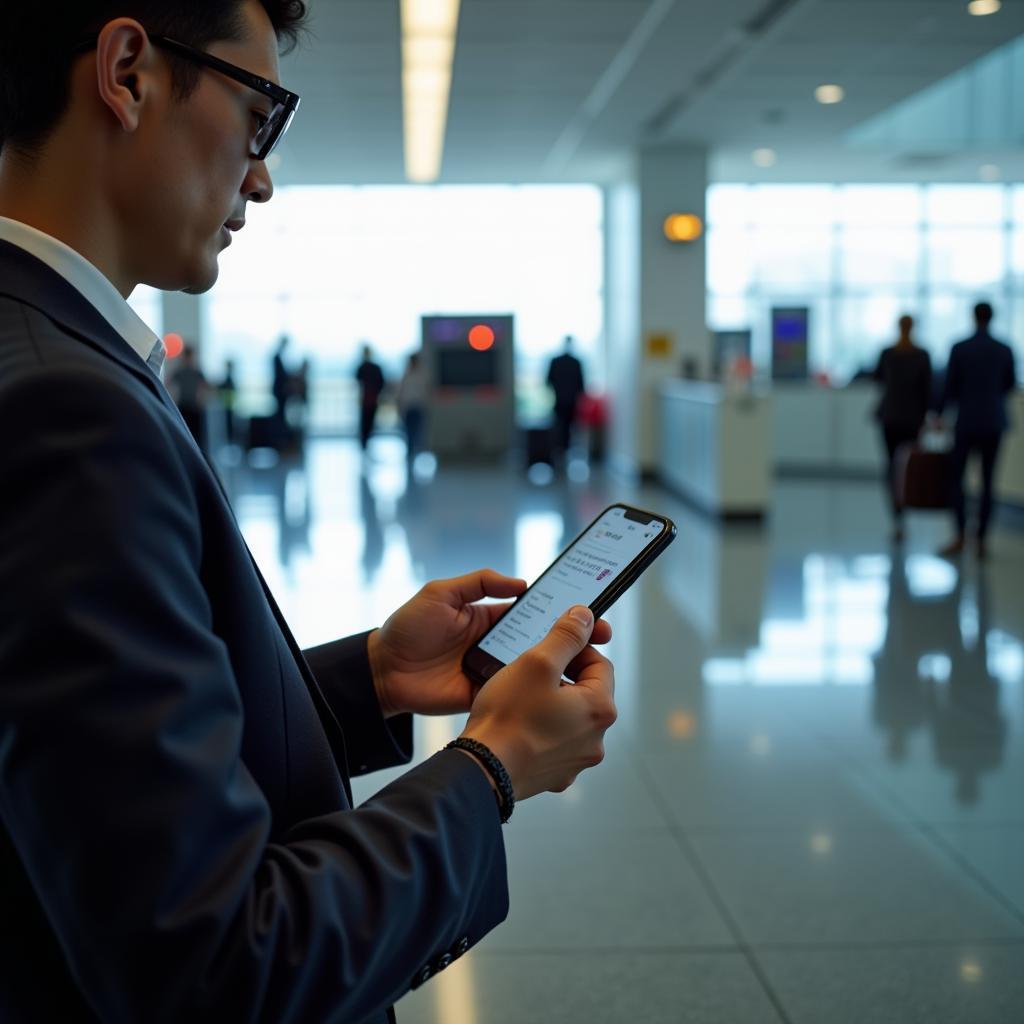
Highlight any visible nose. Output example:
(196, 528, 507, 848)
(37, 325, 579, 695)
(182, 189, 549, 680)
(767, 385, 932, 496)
(244, 157, 274, 204)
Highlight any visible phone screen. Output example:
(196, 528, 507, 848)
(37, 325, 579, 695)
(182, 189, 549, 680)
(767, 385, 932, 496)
(475, 505, 669, 668)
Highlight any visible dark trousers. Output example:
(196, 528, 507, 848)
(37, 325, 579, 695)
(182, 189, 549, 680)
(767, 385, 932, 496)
(359, 401, 379, 450)
(881, 424, 920, 520)
(553, 404, 575, 453)
(403, 408, 424, 462)
(950, 431, 1002, 540)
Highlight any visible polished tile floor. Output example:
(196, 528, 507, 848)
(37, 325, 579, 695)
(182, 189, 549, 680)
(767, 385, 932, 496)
(220, 437, 1024, 1024)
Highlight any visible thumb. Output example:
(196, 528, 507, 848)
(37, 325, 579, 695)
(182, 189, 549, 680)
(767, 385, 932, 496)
(534, 605, 595, 672)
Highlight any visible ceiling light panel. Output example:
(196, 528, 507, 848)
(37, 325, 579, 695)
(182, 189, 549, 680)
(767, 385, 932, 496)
(401, 0, 462, 183)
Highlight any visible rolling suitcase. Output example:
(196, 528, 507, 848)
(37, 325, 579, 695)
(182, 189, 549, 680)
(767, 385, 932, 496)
(246, 414, 279, 450)
(524, 425, 555, 467)
(894, 441, 951, 510)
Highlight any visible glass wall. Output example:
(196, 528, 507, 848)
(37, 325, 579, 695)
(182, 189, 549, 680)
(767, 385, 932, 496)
(707, 183, 1024, 382)
(203, 185, 603, 432)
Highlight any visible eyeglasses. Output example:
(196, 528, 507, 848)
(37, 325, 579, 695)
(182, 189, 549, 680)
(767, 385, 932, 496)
(74, 32, 301, 161)
(149, 35, 300, 161)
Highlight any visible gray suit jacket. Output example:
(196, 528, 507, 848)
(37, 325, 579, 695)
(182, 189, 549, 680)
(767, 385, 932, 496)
(0, 239, 507, 1023)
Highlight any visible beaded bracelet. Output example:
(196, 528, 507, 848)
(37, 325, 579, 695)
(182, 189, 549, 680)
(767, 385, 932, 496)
(445, 738, 515, 824)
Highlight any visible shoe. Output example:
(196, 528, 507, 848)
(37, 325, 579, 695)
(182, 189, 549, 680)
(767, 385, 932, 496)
(938, 536, 965, 558)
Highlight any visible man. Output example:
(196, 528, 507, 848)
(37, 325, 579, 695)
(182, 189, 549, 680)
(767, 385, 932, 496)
(270, 332, 291, 444)
(0, 4, 617, 1022)
(937, 302, 1017, 559)
(546, 334, 586, 457)
(356, 342, 385, 452)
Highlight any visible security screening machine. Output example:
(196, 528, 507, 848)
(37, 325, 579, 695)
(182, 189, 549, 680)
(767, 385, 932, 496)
(421, 314, 515, 460)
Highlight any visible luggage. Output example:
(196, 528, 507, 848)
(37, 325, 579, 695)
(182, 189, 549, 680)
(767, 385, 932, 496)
(524, 425, 555, 467)
(246, 414, 279, 450)
(894, 442, 951, 510)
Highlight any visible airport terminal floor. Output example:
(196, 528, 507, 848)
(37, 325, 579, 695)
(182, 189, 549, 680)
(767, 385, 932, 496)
(219, 437, 1024, 1024)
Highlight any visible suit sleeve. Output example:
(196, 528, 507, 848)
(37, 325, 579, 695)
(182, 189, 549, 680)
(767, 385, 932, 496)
(0, 366, 508, 1024)
(303, 633, 414, 776)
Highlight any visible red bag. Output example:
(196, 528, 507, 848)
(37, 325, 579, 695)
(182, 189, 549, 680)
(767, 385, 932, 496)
(894, 442, 951, 510)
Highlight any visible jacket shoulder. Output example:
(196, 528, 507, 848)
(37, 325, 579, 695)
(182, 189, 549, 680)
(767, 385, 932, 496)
(0, 293, 119, 377)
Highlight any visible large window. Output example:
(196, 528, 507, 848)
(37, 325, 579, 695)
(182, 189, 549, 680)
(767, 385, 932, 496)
(204, 185, 603, 431)
(707, 183, 1024, 382)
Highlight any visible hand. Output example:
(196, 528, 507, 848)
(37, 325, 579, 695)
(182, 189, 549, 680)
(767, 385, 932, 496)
(460, 605, 617, 801)
(369, 569, 612, 718)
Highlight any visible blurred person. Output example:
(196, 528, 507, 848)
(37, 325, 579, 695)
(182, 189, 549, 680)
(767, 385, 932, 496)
(873, 314, 932, 542)
(217, 355, 238, 444)
(0, 3, 618, 1022)
(271, 332, 291, 443)
(168, 343, 210, 451)
(356, 342, 385, 452)
(546, 334, 585, 457)
(936, 302, 1017, 559)
(397, 350, 427, 465)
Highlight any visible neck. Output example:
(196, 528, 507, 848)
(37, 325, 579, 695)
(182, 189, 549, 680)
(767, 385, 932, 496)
(0, 140, 133, 298)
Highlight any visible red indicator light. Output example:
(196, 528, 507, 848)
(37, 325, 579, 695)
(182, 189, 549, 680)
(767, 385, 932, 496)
(468, 324, 495, 351)
(163, 333, 185, 359)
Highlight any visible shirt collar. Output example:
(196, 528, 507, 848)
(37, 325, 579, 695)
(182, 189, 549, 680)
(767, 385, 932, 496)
(0, 216, 165, 375)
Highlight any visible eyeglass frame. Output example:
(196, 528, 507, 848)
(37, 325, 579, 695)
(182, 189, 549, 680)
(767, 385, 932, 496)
(73, 31, 301, 161)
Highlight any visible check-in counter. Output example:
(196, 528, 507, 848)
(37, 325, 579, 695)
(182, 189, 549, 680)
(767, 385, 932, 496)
(771, 384, 1024, 507)
(771, 382, 878, 475)
(657, 380, 771, 518)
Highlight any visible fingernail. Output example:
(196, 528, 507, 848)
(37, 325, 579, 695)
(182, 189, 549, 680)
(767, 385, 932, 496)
(569, 606, 593, 627)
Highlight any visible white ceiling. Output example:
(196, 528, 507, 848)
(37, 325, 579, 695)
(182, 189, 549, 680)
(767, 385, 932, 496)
(274, 0, 1024, 185)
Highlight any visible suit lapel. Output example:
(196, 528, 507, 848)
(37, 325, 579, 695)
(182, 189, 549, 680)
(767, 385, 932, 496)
(0, 239, 171, 402)
(1, 239, 354, 800)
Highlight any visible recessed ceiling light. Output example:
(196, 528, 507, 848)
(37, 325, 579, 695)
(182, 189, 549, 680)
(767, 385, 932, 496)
(401, 0, 462, 183)
(752, 148, 777, 168)
(815, 84, 845, 104)
(968, 0, 1001, 15)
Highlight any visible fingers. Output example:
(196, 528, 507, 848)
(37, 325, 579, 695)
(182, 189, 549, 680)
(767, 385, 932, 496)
(435, 569, 527, 605)
(564, 644, 615, 700)
(529, 605, 595, 674)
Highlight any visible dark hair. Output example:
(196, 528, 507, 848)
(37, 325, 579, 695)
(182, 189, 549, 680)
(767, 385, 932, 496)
(974, 301, 994, 327)
(0, 1, 307, 155)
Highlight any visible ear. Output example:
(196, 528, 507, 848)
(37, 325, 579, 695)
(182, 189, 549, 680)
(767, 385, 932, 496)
(93, 19, 157, 135)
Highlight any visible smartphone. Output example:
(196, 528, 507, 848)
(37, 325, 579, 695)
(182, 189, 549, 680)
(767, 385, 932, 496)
(463, 503, 676, 684)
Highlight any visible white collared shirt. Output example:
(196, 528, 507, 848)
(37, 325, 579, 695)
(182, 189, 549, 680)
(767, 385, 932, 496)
(0, 215, 165, 376)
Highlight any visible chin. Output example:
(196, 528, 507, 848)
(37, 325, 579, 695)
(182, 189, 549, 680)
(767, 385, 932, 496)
(182, 259, 221, 295)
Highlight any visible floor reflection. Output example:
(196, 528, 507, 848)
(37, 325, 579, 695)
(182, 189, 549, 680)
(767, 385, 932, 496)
(216, 438, 1024, 1024)
(359, 468, 385, 582)
(876, 558, 1007, 804)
